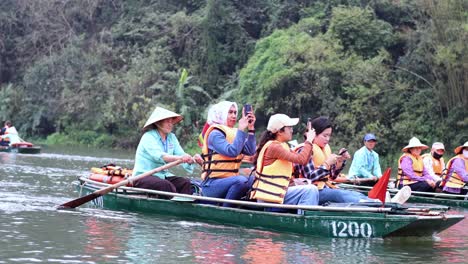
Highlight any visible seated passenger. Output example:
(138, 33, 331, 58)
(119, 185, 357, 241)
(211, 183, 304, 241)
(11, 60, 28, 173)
(201, 101, 256, 207)
(347, 133, 382, 185)
(293, 117, 370, 204)
(422, 142, 446, 184)
(440, 142, 468, 195)
(0, 124, 21, 146)
(397, 137, 436, 192)
(132, 106, 203, 197)
(250, 114, 319, 214)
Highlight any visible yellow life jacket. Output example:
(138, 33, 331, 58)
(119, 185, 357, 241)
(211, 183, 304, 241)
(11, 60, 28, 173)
(311, 143, 335, 190)
(201, 124, 243, 180)
(422, 153, 445, 176)
(250, 140, 292, 204)
(441, 155, 468, 189)
(397, 153, 424, 185)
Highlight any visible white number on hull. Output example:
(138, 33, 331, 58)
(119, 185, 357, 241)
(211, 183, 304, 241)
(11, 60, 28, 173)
(331, 221, 373, 238)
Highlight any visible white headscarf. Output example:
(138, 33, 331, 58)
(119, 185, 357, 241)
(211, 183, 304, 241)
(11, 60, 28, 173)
(207, 101, 238, 126)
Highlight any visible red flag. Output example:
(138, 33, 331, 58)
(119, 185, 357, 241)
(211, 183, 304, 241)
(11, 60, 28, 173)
(368, 168, 391, 205)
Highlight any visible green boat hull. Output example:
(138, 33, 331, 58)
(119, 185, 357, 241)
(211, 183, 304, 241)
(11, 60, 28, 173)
(339, 183, 468, 208)
(0, 146, 41, 154)
(73, 180, 464, 238)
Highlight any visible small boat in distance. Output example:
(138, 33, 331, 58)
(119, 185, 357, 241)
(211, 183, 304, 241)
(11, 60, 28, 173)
(0, 142, 41, 154)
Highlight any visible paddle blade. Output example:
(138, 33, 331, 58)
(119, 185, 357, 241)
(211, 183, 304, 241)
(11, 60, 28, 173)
(58, 192, 102, 209)
(368, 168, 391, 204)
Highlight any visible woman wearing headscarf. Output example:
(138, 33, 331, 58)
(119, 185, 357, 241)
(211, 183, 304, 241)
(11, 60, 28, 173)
(440, 142, 468, 194)
(201, 101, 256, 207)
(132, 106, 203, 196)
(397, 137, 435, 192)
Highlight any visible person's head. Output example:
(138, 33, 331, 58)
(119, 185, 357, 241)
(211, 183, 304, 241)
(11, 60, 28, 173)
(4, 121, 11, 127)
(207, 101, 238, 128)
(430, 142, 445, 159)
(454, 141, 468, 158)
(266, 114, 299, 142)
(311, 116, 332, 148)
(254, 114, 299, 165)
(363, 133, 377, 150)
(142, 107, 182, 134)
(402, 137, 428, 157)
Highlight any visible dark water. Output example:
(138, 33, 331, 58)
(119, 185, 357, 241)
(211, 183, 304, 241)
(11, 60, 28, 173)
(1, 146, 467, 264)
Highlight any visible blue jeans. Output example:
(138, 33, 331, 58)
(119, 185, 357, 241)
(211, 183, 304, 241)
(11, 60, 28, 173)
(264, 185, 319, 214)
(318, 188, 369, 205)
(202, 176, 254, 207)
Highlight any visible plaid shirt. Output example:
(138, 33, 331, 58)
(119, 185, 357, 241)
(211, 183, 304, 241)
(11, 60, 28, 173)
(293, 146, 346, 181)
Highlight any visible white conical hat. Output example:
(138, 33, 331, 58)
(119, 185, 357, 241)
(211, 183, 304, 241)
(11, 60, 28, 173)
(143, 107, 183, 129)
(454, 141, 468, 154)
(402, 137, 429, 152)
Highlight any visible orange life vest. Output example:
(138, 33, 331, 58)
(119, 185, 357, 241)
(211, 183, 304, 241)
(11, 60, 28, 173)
(422, 153, 445, 176)
(201, 125, 243, 180)
(311, 143, 336, 190)
(397, 153, 423, 185)
(440, 155, 468, 189)
(90, 165, 133, 177)
(250, 140, 292, 204)
(88, 173, 132, 186)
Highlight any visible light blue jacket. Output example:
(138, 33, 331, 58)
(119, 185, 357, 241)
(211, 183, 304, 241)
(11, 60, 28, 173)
(132, 130, 193, 179)
(348, 146, 382, 179)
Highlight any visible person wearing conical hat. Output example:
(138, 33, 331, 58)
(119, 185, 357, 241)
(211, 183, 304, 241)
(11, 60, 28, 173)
(132, 106, 203, 196)
(440, 142, 468, 194)
(397, 137, 436, 192)
(200, 101, 256, 207)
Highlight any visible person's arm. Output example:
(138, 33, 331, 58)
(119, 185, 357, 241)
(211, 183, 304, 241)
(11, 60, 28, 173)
(170, 134, 194, 173)
(208, 130, 248, 157)
(241, 133, 256, 156)
(401, 156, 425, 181)
(452, 158, 468, 182)
(266, 142, 312, 165)
(423, 156, 437, 179)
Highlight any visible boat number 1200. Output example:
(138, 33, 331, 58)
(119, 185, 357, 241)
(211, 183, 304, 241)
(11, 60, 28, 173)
(331, 221, 373, 238)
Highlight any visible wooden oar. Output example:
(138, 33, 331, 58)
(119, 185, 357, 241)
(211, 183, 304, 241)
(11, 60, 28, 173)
(58, 159, 183, 209)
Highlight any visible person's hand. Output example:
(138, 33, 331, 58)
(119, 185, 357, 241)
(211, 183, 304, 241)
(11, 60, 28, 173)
(372, 176, 378, 182)
(323, 154, 339, 169)
(193, 154, 203, 166)
(246, 112, 256, 130)
(181, 154, 193, 164)
(338, 148, 351, 160)
(238, 115, 249, 131)
(426, 179, 436, 188)
(305, 128, 316, 143)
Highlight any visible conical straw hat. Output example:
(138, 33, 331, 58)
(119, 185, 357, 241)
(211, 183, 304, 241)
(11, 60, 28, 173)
(143, 107, 182, 129)
(454, 141, 468, 154)
(402, 137, 428, 152)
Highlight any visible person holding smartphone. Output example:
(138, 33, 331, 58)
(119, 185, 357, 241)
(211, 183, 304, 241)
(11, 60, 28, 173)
(293, 116, 371, 204)
(200, 101, 256, 207)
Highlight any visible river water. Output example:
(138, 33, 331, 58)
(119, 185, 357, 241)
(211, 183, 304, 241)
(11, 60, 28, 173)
(0, 146, 467, 264)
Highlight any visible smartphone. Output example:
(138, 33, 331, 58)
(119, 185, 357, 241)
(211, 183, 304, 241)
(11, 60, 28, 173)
(338, 148, 347, 155)
(244, 104, 253, 123)
(244, 104, 252, 114)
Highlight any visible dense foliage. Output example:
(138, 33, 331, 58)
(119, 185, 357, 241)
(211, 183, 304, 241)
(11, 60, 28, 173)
(0, 0, 466, 167)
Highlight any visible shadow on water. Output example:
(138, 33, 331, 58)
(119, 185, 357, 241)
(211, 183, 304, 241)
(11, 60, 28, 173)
(0, 146, 467, 263)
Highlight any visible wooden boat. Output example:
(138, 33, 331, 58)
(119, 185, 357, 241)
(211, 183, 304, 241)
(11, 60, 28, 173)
(339, 183, 468, 208)
(0, 143, 41, 154)
(73, 176, 464, 238)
